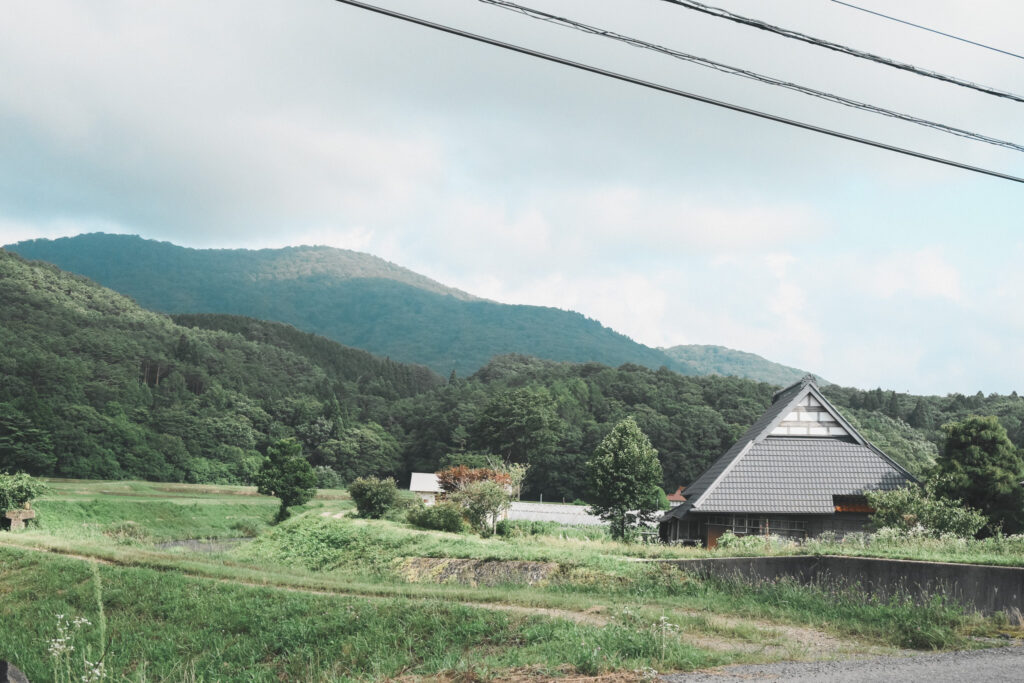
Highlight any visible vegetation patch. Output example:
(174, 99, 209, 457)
(396, 557, 561, 587)
(0, 547, 727, 681)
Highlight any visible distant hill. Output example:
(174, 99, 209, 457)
(661, 344, 826, 387)
(0, 248, 443, 482)
(15, 247, 1021, 497)
(8, 233, 822, 385)
(7, 234, 695, 377)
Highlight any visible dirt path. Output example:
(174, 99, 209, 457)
(0, 540, 883, 660)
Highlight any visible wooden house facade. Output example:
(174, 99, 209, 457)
(659, 375, 915, 547)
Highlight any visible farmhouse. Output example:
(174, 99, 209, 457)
(660, 375, 915, 547)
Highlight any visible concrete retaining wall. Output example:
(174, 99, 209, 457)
(666, 555, 1024, 615)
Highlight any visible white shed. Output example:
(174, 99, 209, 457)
(409, 472, 442, 506)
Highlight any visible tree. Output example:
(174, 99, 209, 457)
(586, 416, 663, 541)
(348, 476, 398, 519)
(436, 465, 511, 493)
(866, 480, 987, 537)
(255, 438, 317, 522)
(472, 388, 562, 464)
(932, 416, 1024, 534)
(450, 480, 511, 535)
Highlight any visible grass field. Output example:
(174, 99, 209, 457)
(0, 479, 1016, 681)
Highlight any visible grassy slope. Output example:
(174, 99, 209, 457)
(0, 480, 1007, 681)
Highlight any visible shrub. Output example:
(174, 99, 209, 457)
(0, 472, 48, 512)
(716, 530, 793, 552)
(313, 465, 344, 490)
(348, 477, 398, 519)
(867, 482, 987, 537)
(407, 501, 466, 533)
(450, 479, 511, 535)
(383, 490, 421, 522)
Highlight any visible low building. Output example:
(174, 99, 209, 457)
(660, 375, 915, 547)
(666, 486, 687, 504)
(409, 472, 442, 506)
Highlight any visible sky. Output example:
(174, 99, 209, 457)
(1, 0, 1022, 395)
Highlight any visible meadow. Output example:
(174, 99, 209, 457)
(0, 480, 1016, 681)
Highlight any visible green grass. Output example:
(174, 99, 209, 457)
(0, 547, 728, 681)
(0, 478, 1010, 680)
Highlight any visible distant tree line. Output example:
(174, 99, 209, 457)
(5, 249, 1024, 510)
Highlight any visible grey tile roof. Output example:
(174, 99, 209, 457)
(693, 438, 911, 513)
(661, 376, 915, 521)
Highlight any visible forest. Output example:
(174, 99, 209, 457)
(3, 248, 1024, 500)
(8, 233, 815, 383)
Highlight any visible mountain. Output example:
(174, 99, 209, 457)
(7, 234, 819, 385)
(13, 247, 1024, 497)
(0, 247, 442, 482)
(661, 344, 826, 387)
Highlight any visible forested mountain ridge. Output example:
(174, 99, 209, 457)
(8, 233, 812, 383)
(0, 248, 442, 482)
(10, 232, 479, 302)
(662, 344, 826, 387)
(5, 247, 1024, 500)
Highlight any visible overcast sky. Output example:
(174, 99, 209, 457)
(2, 0, 1022, 395)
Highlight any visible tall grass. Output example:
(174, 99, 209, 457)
(0, 547, 727, 681)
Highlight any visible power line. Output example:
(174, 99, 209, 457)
(657, 0, 1024, 103)
(481, 0, 1024, 153)
(330, 0, 1024, 185)
(831, 0, 1024, 61)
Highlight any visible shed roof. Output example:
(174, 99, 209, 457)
(662, 375, 915, 520)
(409, 472, 442, 493)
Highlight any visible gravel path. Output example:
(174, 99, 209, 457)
(662, 644, 1024, 682)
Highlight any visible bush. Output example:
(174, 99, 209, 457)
(383, 490, 422, 522)
(313, 465, 344, 490)
(450, 479, 511, 535)
(867, 482, 987, 537)
(407, 501, 466, 533)
(716, 530, 794, 553)
(348, 477, 398, 519)
(0, 472, 48, 512)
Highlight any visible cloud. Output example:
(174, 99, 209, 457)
(851, 248, 965, 303)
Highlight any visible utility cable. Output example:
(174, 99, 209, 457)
(657, 0, 1024, 103)
(831, 0, 1024, 61)
(481, 0, 1024, 152)
(330, 0, 1024, 185)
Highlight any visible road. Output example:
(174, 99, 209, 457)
(663, 644, 1024, 682)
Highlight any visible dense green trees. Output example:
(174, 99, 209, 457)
(8, 247, 1024, 512)
(585, 417, 663, 541)
(932, 416, 1024, 534)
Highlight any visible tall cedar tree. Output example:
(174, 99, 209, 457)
(255, 439, 317, 522)
(933, 415, 1024, 534)
(586, 416, 663, 541)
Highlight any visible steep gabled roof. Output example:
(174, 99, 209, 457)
(662, 375, 915, 520)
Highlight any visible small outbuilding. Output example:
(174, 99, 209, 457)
(409, 472, 442, 506)
(660, 375, 915, 547)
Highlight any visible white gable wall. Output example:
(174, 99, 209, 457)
(771, 393, 849, 437)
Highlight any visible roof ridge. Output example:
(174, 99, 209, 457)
(770, 373, 819, 403)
